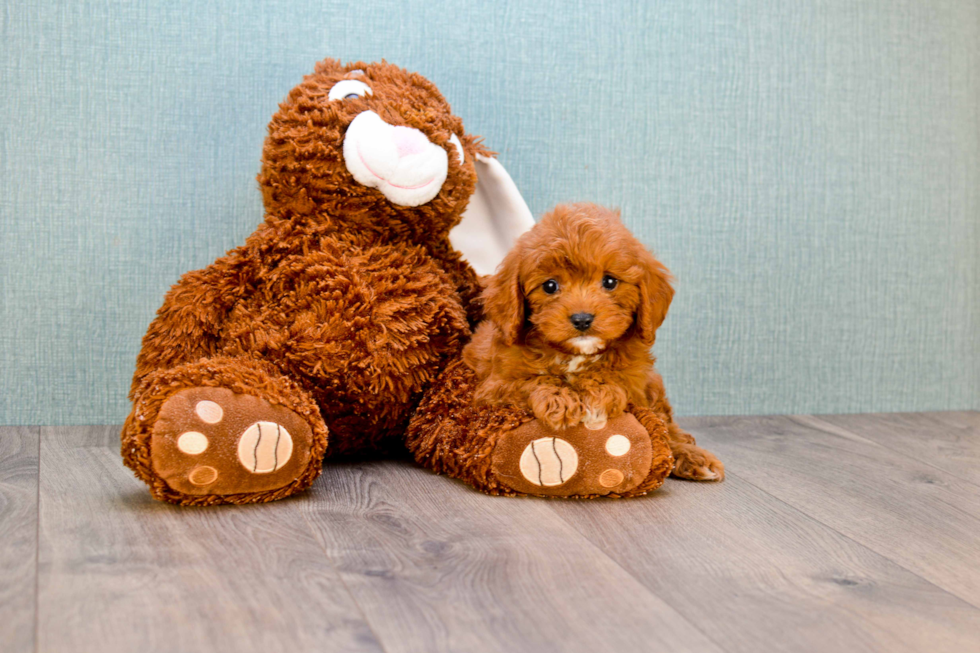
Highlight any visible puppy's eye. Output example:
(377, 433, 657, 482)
(602, 275, 619, 290)
(328, 79, 372, 101)
(542, 279, 559, 295)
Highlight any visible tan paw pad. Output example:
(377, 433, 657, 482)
(195, 400, 224, 424)
(177, 431, 209, 455)
(188, 465, 218, 486)
(237, 422, 293, 474)
(604, 434, 631, 456)
(519, 437, 579, 486)
(599, 468, 625, 488)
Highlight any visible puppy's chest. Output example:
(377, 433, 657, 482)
(547, 354, 603, 383)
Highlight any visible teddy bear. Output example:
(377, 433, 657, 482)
(121, 58, 680, 505)
(121, 59, 538, 505)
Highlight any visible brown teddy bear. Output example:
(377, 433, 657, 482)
(122, 58, 684, 505)
(121, 59, 536, 505)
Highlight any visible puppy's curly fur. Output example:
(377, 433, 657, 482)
(463, 203, 724, 481)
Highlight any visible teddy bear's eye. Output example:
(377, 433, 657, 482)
(448, 134, 465, 164)
(602, 275, 618, 290)
(328, 79, 372, 101)
(542, 279, 559, 295)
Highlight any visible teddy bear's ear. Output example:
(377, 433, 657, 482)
(450, 155, 535, 276)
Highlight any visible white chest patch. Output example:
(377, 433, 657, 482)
(562, 353, 603, 380)
(565, 355, 588, 375)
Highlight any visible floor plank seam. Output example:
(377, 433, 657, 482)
(795, 415, 980, 492)
(32, 426, 41, 653)
(292, 501, 390, 653)
(724, 468, 980, 613)
(545, 495, 735, 653)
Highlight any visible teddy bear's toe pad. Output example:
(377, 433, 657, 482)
(151, 387, 314, 496)
(492, 414, 653, 497)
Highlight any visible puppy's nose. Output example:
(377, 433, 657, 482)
(570, 313, 594, 331)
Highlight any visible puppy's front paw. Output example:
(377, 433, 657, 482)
(542, 407, 585, 431)
(671, 443, 725, 481)
(529, 386, 584, 431)
(581, 407, 607, 431)
(579, 385, 626, 431)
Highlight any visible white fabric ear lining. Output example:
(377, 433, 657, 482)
(450, 154, 535, 276)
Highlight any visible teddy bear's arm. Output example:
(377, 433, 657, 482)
(426, 239, 484, 326)
(129, 251, 256, 399)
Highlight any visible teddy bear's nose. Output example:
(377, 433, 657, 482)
(570, 313, 594, 331)
(392, 126, 429, 158)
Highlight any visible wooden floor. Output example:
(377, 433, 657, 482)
(2, 412, 979, 653)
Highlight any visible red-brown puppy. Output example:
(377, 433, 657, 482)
(464, 203, 724, 481)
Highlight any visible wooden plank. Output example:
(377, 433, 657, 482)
(551, 473, 980, 653)
(931, 411, 980, 429)
(36, 426, 383, 653)
(680, 415, 980, 609)
(0, 427, 40, 653)
(814, 412, 980, 486)
(299, 460, 724, 653)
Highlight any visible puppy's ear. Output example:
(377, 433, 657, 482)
(636, 252, 675, 346)
(482, 246, 526, 346)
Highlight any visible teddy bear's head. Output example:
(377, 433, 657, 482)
(259, 59, 496, 243)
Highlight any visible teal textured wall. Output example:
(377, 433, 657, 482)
(1, 0, 977, 425)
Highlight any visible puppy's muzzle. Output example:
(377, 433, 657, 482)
(570, 313, 594, 331)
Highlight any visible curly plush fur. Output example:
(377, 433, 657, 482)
(122, 60, 491, 504)
(406, 357, 676, 497)
(464, 203, 724, 481)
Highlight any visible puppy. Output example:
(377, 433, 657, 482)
(463, 203, 724, 481)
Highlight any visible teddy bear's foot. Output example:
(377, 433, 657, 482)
(491, 414, 655, 497)
(149, 387, 317, 497)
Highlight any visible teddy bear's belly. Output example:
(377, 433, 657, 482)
(216, 246, 470, 453)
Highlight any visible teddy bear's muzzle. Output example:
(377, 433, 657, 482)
(343, 110, 449, 207)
